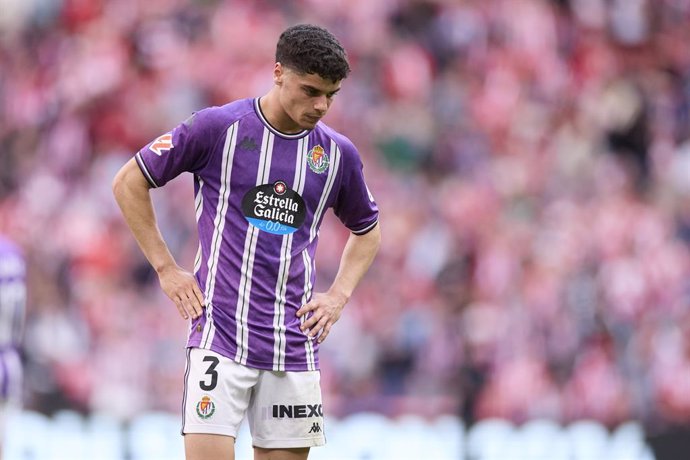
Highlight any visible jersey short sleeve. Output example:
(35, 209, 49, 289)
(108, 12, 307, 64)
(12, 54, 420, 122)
(135, 108, 222, 187)
(332, 141, 379, 235)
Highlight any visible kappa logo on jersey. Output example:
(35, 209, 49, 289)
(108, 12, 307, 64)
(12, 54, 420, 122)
(149, 133, 173, 156)
(241, 181, 307, 235)
(238, 135, 259, 152)
(307, 145, 329, 174)
(196, 395, 216, 419)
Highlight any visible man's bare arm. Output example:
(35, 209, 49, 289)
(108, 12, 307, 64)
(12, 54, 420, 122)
(112, 158, 203, 320)
(296, 222, 381, 343)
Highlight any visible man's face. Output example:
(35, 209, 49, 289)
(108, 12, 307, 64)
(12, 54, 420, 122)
(276, 64, 341, 130)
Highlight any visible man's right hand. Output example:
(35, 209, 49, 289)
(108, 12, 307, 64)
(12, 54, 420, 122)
(157, 264, 205, 320)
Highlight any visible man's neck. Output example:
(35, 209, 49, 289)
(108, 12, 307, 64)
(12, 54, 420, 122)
(259, 91, 302, 134)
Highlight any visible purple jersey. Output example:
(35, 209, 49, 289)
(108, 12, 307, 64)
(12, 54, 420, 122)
(0, 237, 25, 401)
(136, 98, 379, 371)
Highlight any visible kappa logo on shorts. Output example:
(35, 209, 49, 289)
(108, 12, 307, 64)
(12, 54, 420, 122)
(308, 422, 321, 434)
(307, 145, 329, 174)
(196, 395, 216, 419)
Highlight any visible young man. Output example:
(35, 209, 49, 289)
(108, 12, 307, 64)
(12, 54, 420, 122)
(0, 235, 26, 460)
(112, 24, 380, 460)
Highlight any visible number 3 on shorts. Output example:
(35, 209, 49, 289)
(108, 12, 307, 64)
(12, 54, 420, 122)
(200, 356, 219, 391)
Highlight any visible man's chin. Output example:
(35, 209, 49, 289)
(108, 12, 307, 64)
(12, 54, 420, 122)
(301, 117, 320, 128)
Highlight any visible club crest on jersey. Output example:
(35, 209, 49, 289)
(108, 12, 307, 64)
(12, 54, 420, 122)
(196, 395, 216, 419)
(149, 133, 173, 156)
(241, 181, 306, 235)
(307, 145, 329, 174)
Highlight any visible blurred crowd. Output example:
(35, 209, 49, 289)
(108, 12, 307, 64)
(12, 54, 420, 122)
(1, 0, 690, 434)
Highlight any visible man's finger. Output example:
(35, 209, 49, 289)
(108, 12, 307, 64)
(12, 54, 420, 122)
(182, 296, 198, 320)
(192, 285, 205, 312)
(296, 301, 317, 318)
(185, 290, 202, 318)
(300, 310, 319, 332)
(174, 297, 189, 320)
(317, 322, 333, 343)
(306, 315, 329, 337)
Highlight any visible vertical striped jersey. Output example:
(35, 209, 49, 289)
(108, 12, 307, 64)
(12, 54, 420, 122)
(136, 98, 379, 371)
(0, 236, 25, 401)
(0, 236, 25, 350)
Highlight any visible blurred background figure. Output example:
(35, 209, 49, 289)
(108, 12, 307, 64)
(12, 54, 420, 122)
(0, 236, 26, 459)
(0, 0, 690, 458)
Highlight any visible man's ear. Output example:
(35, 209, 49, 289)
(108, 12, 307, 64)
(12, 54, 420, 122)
(274, 63, 284, 86)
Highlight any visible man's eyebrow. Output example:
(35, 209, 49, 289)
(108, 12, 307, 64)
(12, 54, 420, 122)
(302, 85, 341, 95)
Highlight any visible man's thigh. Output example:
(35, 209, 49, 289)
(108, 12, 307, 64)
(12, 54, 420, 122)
(254, 446, 310, 460)
(185, 433, 235, 460)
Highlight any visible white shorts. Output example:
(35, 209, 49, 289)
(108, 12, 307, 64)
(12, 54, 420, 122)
(182, 347, 325, 449)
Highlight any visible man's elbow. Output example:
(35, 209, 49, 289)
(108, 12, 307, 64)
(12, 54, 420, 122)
(365, 222, 381, 251)
(112, 159, 149, 203)
(112, 167, 128, 203)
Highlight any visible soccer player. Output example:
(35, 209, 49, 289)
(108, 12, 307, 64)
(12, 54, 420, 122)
(0, 235, 26, 460)
(112, 24, 381, 460)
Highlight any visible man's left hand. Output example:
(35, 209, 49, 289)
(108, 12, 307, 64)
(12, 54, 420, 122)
(296, 291, 348, 343)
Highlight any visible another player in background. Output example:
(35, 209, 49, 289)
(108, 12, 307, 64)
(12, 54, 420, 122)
(0, 236, 26, 460)
(113, 24, 381, 460)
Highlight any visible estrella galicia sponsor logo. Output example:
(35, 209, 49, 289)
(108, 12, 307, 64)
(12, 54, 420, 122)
(307, 145, 329, 174)
(196, 395, 216, 419)
(272, 404, 323, 419)
(242, 181, 306, 235)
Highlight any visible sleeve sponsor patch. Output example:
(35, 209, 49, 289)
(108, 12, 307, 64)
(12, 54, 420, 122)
(149, 133, 174, 156)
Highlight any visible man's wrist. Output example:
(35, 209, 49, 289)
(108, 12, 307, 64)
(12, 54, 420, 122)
(154, 261, 178, 275)
(327, 287, 351, 306)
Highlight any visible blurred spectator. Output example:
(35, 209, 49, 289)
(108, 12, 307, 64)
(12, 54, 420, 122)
(1, 0, 689, 437)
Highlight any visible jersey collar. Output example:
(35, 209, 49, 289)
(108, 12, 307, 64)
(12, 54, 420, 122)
(254, 98, 311, 140)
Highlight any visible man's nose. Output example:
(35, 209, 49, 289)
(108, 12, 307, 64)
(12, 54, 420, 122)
(314, 95, 328, 113)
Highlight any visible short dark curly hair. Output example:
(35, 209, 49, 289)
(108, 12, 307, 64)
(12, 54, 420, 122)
(276, 24, 351, 82)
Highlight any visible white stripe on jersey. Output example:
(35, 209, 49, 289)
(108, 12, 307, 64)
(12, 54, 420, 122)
(201, 123, 239, 348)
(195, 176, 205, 222)
(300, 249, 316, 370)
(272, 138, 309, 370)
(272, 233, 291, 371)
(0, 349, 22, 402)
(309, 140, 341, 243)
(193, 176, 205, 275)
(193, 246, 202, 275)
(0, 278, 25, 347)
(235, 128, 275, 365)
